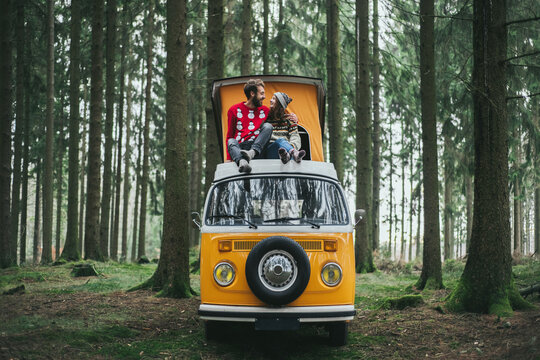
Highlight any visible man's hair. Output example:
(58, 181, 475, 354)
(244, 79, 265, 100)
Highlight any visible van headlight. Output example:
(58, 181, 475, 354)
(214, 262, 235, 286)
(321, 263, 342, 287)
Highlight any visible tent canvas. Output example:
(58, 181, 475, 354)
(211, 75, 326, 162)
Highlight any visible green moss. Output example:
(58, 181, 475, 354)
(379, 295, 424, 310)
(446, 276, 534, 316)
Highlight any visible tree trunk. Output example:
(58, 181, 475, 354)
(388, 127, 394, 259)
(443, 132, 454, 260)
(416, 144, 422, 260)
(139, 0, 191, 298)
(241, 0, 252, 75)
(11, 0, 25, 265)
(465, 167, 473, 253)
(78, 85, 88, 256)
(20, 19, 30, 264)
(327, 0, 344, 181)
(112, 3, 127, 261)
(416, 0, 443, 290)
(512, 127, 522, 255)
(61, 0, 81, 261)
(0, 0, 13, 268)
(138, 0, 154, 260)
(42, 0, 55, 264)
(85, 0, 105, 261)
(109, 114, 117, 259)
(409, 138, 413, 261)
(371, 0, 381, 252)
(535, 101, 539, 257)
(33, 161, 41, 264)
(447, 0, 530, 315)
(55, 96, 65, 260)
(121, 44, 132, 262)
(276, 0, 284, 73)
(400, 120, 406, 261)
(100, 0, 117, 259)
(262, 0, 269, 74)
(204, 0, 224, 193)
(355, 0, 374, 273)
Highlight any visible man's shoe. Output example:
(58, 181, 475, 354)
(240, 149, 256, 162)
(238, 159, 252, 173)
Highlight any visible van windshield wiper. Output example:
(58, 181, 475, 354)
(209, 214, 258, 229)
(263, 217, 321, 229)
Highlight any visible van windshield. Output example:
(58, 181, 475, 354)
(205, 176, 349, 226)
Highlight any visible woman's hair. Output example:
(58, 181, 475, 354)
(269, 97, 286, 121)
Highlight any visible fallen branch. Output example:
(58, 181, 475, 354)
(519, 283, 540, 298)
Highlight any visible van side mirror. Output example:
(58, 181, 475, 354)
(354, 209, 366, 227)
(191, 212, 202, 230)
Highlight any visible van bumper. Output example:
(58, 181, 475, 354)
(198, 304, 356, 323)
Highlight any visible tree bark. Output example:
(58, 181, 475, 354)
(241, 0, 252, 75)
(11, 0, 25, 264)
(0, 0, 13, 268)
(204, 0, 224, 193)
(447, 0, 530, 315)
(33, 161, 41, 264)
(400, 120, 406, 261)
(42, 0, 55, 264)
(443, 131, 454, 260)
(416, 0, 443, 289)
(465, 167, 473, 253)
(121, 40, 133, 262)
(112, 2, 127, 261)
(138, 0, 154, 260)
(535, 101, 539, 257)
(327, 0, 344, 181)
(100, 0, 117, 259)
(20, 16, 30, 264)
(355, 0, 374, 273)
(55, 95, 65, 260)
(85, 0, 105, 261)
(512, 127, 522, 255)
(262, 0, 269, 74)
(139, 0, 191, 298)
(78, 85, 88, 256)
(61, 0, 81, 261)
(371, 0, 381, 252)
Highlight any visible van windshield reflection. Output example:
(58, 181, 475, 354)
(206, 177, 349, 226)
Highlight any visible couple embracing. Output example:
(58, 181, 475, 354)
(226, 79, 306, 173)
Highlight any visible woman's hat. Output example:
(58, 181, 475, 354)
(275, 92, 293, 109)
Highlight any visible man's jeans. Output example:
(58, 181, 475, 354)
(228, 122, 273, 164)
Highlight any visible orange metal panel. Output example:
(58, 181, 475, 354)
(200, 232, 355, 307)
(219, 82, 324, 162)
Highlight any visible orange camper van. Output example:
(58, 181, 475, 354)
(192, 75, 364, 346)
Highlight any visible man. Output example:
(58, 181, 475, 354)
(226, 79, 273, 173)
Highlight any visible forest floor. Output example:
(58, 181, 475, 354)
(0, 258, 539, 359)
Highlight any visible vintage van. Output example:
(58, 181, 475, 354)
(193, 76, 362, 346)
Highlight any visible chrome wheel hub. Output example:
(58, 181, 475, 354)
(259, 250, 297, 291)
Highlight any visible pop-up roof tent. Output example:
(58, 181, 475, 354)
(211, 75, 326, 162)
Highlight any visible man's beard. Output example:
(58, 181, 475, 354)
(252, 97, 262, 108)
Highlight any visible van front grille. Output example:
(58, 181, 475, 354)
(232, 240, 323, 252)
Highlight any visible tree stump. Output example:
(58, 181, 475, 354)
(71, 263, 99, 277)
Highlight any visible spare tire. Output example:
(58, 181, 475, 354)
(245, 236, 310, 305)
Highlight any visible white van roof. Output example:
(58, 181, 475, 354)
(213, 160, 339, 183)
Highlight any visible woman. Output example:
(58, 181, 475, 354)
(264, 92, 306, 163)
